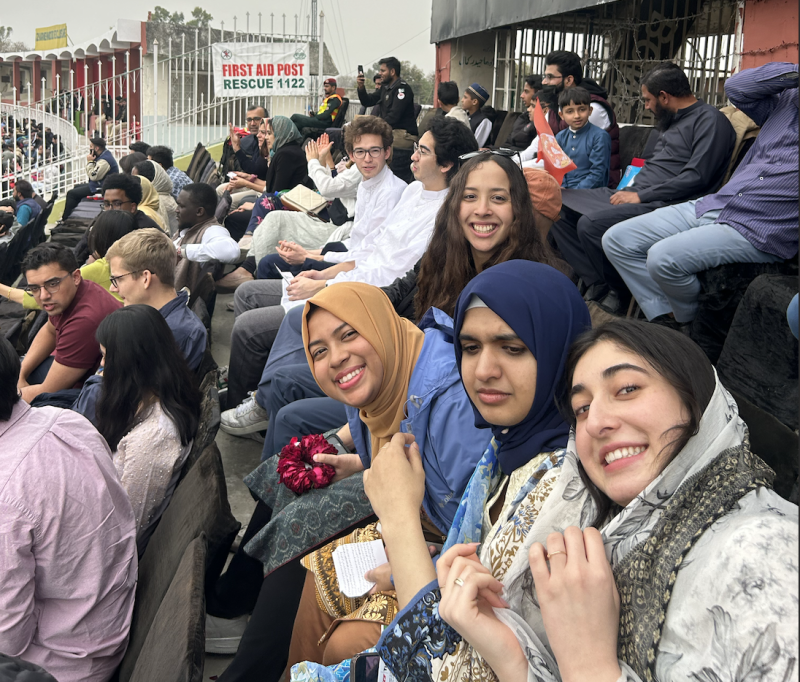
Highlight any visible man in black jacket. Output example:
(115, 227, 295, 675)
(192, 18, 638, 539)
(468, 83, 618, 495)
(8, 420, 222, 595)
(503, 75, 541, 150)
(356, 56, 418, 182)
(551, 63, 736, 314)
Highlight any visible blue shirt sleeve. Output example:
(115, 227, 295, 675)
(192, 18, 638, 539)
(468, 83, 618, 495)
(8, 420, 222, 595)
(377, 579, 462, 682)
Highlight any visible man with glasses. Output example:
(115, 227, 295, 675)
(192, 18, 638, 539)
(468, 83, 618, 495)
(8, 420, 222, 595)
(238, 105, 269, 166)
(60, 137, 119, 221)
(16, 243, 121, 404)
(100, 173, 163, 230)
(541, 50, 621, 186)
(72, 228, 208, 425)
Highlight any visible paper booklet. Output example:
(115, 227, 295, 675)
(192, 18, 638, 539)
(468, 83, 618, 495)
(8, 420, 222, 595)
(280, 184, 328, 215)
(280, 277, 307, 312)
(332, 539, 389, 598)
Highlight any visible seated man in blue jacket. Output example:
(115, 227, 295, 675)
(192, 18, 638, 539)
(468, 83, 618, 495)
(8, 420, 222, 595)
(555, 87, 612, 190)
(603, 62, 799, 329)
(12, 180, 46, 227)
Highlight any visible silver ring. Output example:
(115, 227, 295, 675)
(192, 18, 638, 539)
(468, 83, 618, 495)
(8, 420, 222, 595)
(453, 577, 465, 587)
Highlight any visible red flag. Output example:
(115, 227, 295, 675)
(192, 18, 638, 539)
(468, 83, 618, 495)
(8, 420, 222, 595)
(533, 99, 577, 186)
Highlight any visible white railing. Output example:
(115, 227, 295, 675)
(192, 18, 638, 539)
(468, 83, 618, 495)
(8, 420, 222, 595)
(1, 24, 326, 202)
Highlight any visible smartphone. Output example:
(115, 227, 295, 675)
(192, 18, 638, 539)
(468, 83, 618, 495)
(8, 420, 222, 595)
(227, 171, 238, 179)
(351, 653, 380, 682)
(357, 65, 364, 76)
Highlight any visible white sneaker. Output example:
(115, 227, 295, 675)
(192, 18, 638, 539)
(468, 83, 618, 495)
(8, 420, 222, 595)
(220, 392, 269, 436)
(205, 613, 249, 654)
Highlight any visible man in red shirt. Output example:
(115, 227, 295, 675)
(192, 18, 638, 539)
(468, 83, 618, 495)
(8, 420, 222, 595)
(16, 243, 121, 403)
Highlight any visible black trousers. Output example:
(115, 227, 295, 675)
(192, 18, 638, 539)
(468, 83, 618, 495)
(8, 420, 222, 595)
(225, 210, 252, 242)
(62, 183, 94, 220)
(217, 556, 308, 682)
(213, 499, 376, 682)
(551, 187, 662, 293)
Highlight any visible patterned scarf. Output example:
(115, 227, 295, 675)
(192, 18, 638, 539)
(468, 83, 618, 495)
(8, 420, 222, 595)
(496, 374, 777, 678)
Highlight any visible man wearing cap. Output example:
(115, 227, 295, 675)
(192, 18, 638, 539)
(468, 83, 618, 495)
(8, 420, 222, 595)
(461, 83, 492, 147)
(291, 79, 343, 134)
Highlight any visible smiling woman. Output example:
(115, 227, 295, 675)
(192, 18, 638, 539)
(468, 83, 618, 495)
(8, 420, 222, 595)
(413, 153, 556, 320)
(358, 261, 591, 682)
(564, 320, 714, 522)
(424, 319, 798, 682)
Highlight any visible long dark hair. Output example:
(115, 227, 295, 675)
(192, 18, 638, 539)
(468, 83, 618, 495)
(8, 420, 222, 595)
(561, 319, 716, 526)
(88, 210, 138, 258)
(95, 305, 202, 451)
(414, 154, 557, 319)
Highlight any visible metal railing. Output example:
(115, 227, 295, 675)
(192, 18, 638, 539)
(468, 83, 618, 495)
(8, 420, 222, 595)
(491, 0, 739, 124)
(1, 22, 329, 201)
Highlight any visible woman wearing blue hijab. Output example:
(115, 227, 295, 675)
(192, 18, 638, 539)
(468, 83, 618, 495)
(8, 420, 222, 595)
(342, 261, 591, 682)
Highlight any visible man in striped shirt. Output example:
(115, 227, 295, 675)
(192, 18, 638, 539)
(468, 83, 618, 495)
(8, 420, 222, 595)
(603, 61, 798, 326)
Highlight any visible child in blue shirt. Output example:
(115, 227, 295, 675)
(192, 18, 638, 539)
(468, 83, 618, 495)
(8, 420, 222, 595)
(555, 87, 612, 189)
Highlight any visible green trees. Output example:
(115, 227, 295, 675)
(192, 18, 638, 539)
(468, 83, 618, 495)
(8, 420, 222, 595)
(369, 60, 435, 105)
(149, 6, 213, 27)
(0, 26, 29, 51)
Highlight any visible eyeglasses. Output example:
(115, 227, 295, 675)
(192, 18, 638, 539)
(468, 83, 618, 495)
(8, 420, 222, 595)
(109, 270, 142, 288)
(458, 148, 522, 167)
(413, 142, 433, 157)
(541, 73, 563, 82)
(24, 272, 72, 297)
(352, 146, 386, 160)
(101, 200, 133, 211)
(246, 116, 263, 123)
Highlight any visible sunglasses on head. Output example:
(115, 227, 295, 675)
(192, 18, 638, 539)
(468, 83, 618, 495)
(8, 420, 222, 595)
(457, 148, 523, 168)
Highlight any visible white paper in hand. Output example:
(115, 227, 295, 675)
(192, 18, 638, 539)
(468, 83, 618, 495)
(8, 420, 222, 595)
(280, 277, 308, 313)
(332, 540, 388, 598)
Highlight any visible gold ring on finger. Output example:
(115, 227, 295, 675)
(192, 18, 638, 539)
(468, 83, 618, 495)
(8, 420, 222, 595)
(453, 577, 465, 587)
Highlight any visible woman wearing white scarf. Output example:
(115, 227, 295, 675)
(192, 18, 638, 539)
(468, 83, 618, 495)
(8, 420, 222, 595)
(149, 159, 179, 236)
(435, 320, 797, 682)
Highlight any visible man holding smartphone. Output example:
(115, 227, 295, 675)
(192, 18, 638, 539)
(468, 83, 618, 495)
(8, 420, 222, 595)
(60, 137, 119, 221)
(356, 56, 418, 183)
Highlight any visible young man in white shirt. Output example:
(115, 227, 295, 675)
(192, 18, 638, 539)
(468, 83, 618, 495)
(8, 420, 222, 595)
(252, 119, 407, 277)
(173, 183, 240, 292)
(221, 116, 479, 436)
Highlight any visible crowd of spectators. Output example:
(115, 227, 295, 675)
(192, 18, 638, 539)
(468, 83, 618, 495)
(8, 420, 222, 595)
(0, 53, 796, 682)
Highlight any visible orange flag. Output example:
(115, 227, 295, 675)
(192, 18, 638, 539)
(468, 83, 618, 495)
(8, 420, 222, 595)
(533, 99, 577, 186)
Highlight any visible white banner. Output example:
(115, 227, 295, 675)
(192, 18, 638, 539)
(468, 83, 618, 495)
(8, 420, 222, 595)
(212, 42, 311, 98)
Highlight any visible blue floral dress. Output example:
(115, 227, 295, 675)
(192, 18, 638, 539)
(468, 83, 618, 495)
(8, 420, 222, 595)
(290, 439, 564, 682)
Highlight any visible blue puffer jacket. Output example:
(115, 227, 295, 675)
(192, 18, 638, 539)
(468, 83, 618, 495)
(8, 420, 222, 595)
(348, 307, 491, 535)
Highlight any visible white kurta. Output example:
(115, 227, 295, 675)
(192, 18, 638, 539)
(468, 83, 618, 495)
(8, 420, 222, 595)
(328, 181, 449, 288)
(323, 163, 407, 264)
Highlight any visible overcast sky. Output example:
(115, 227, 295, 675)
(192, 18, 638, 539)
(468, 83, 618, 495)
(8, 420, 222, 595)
(4, 0, 436, 75)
